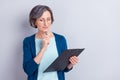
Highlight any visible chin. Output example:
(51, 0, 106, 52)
(40, 28, 49, 32)
(41, 30, 48, 33)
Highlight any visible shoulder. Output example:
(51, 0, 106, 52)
(53, 32, 66, 40)
(23, 34, 35, 43)
(53, 32, 68, 52)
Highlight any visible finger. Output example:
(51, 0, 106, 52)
(73, 57, 79, 63)
(72, 56, 79, 62)
(69, 56, 79, 64)
(69, 58, 76, 64)
(69, 59, 75, 64)
(70, 59, 77, 65)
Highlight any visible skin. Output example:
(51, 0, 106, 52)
(33, 10, 79, 69)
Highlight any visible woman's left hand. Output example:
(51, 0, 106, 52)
(67, 56, 79, 69)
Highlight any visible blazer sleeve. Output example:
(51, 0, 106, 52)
(23, 38, 38, 76)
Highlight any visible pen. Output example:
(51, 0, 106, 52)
(45, 31, 48, 35)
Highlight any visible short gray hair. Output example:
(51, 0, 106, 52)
(29, 5, 54, 28)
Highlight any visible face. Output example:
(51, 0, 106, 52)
(35, 10, 52, 32)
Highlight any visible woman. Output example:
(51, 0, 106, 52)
(23, 5, 79, 80)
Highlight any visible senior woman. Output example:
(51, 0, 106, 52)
(23, 5, 79, 80)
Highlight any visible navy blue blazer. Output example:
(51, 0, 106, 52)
(23, 33, 71, 80)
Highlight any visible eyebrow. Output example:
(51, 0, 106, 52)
(40, 17, 51, 19)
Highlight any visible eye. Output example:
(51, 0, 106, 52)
(39, 19, 43, 22)
(47, 18, 51, 21)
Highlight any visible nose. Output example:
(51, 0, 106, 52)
(44, 20, 48, 26)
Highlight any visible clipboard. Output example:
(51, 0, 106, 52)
(44, 48, 85, 72)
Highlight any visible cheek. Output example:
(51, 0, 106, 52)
(48, 22, 52, 26)
(35, 22, 43, 28)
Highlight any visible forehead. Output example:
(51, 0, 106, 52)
(40, 10, 51, 18)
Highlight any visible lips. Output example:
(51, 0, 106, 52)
(42, 27, 48, 29)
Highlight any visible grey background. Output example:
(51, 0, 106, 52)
(0, 0, 120, 80)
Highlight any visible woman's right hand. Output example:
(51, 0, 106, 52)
(41, 36, 50, 50)
(34, 36, 50, 64)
